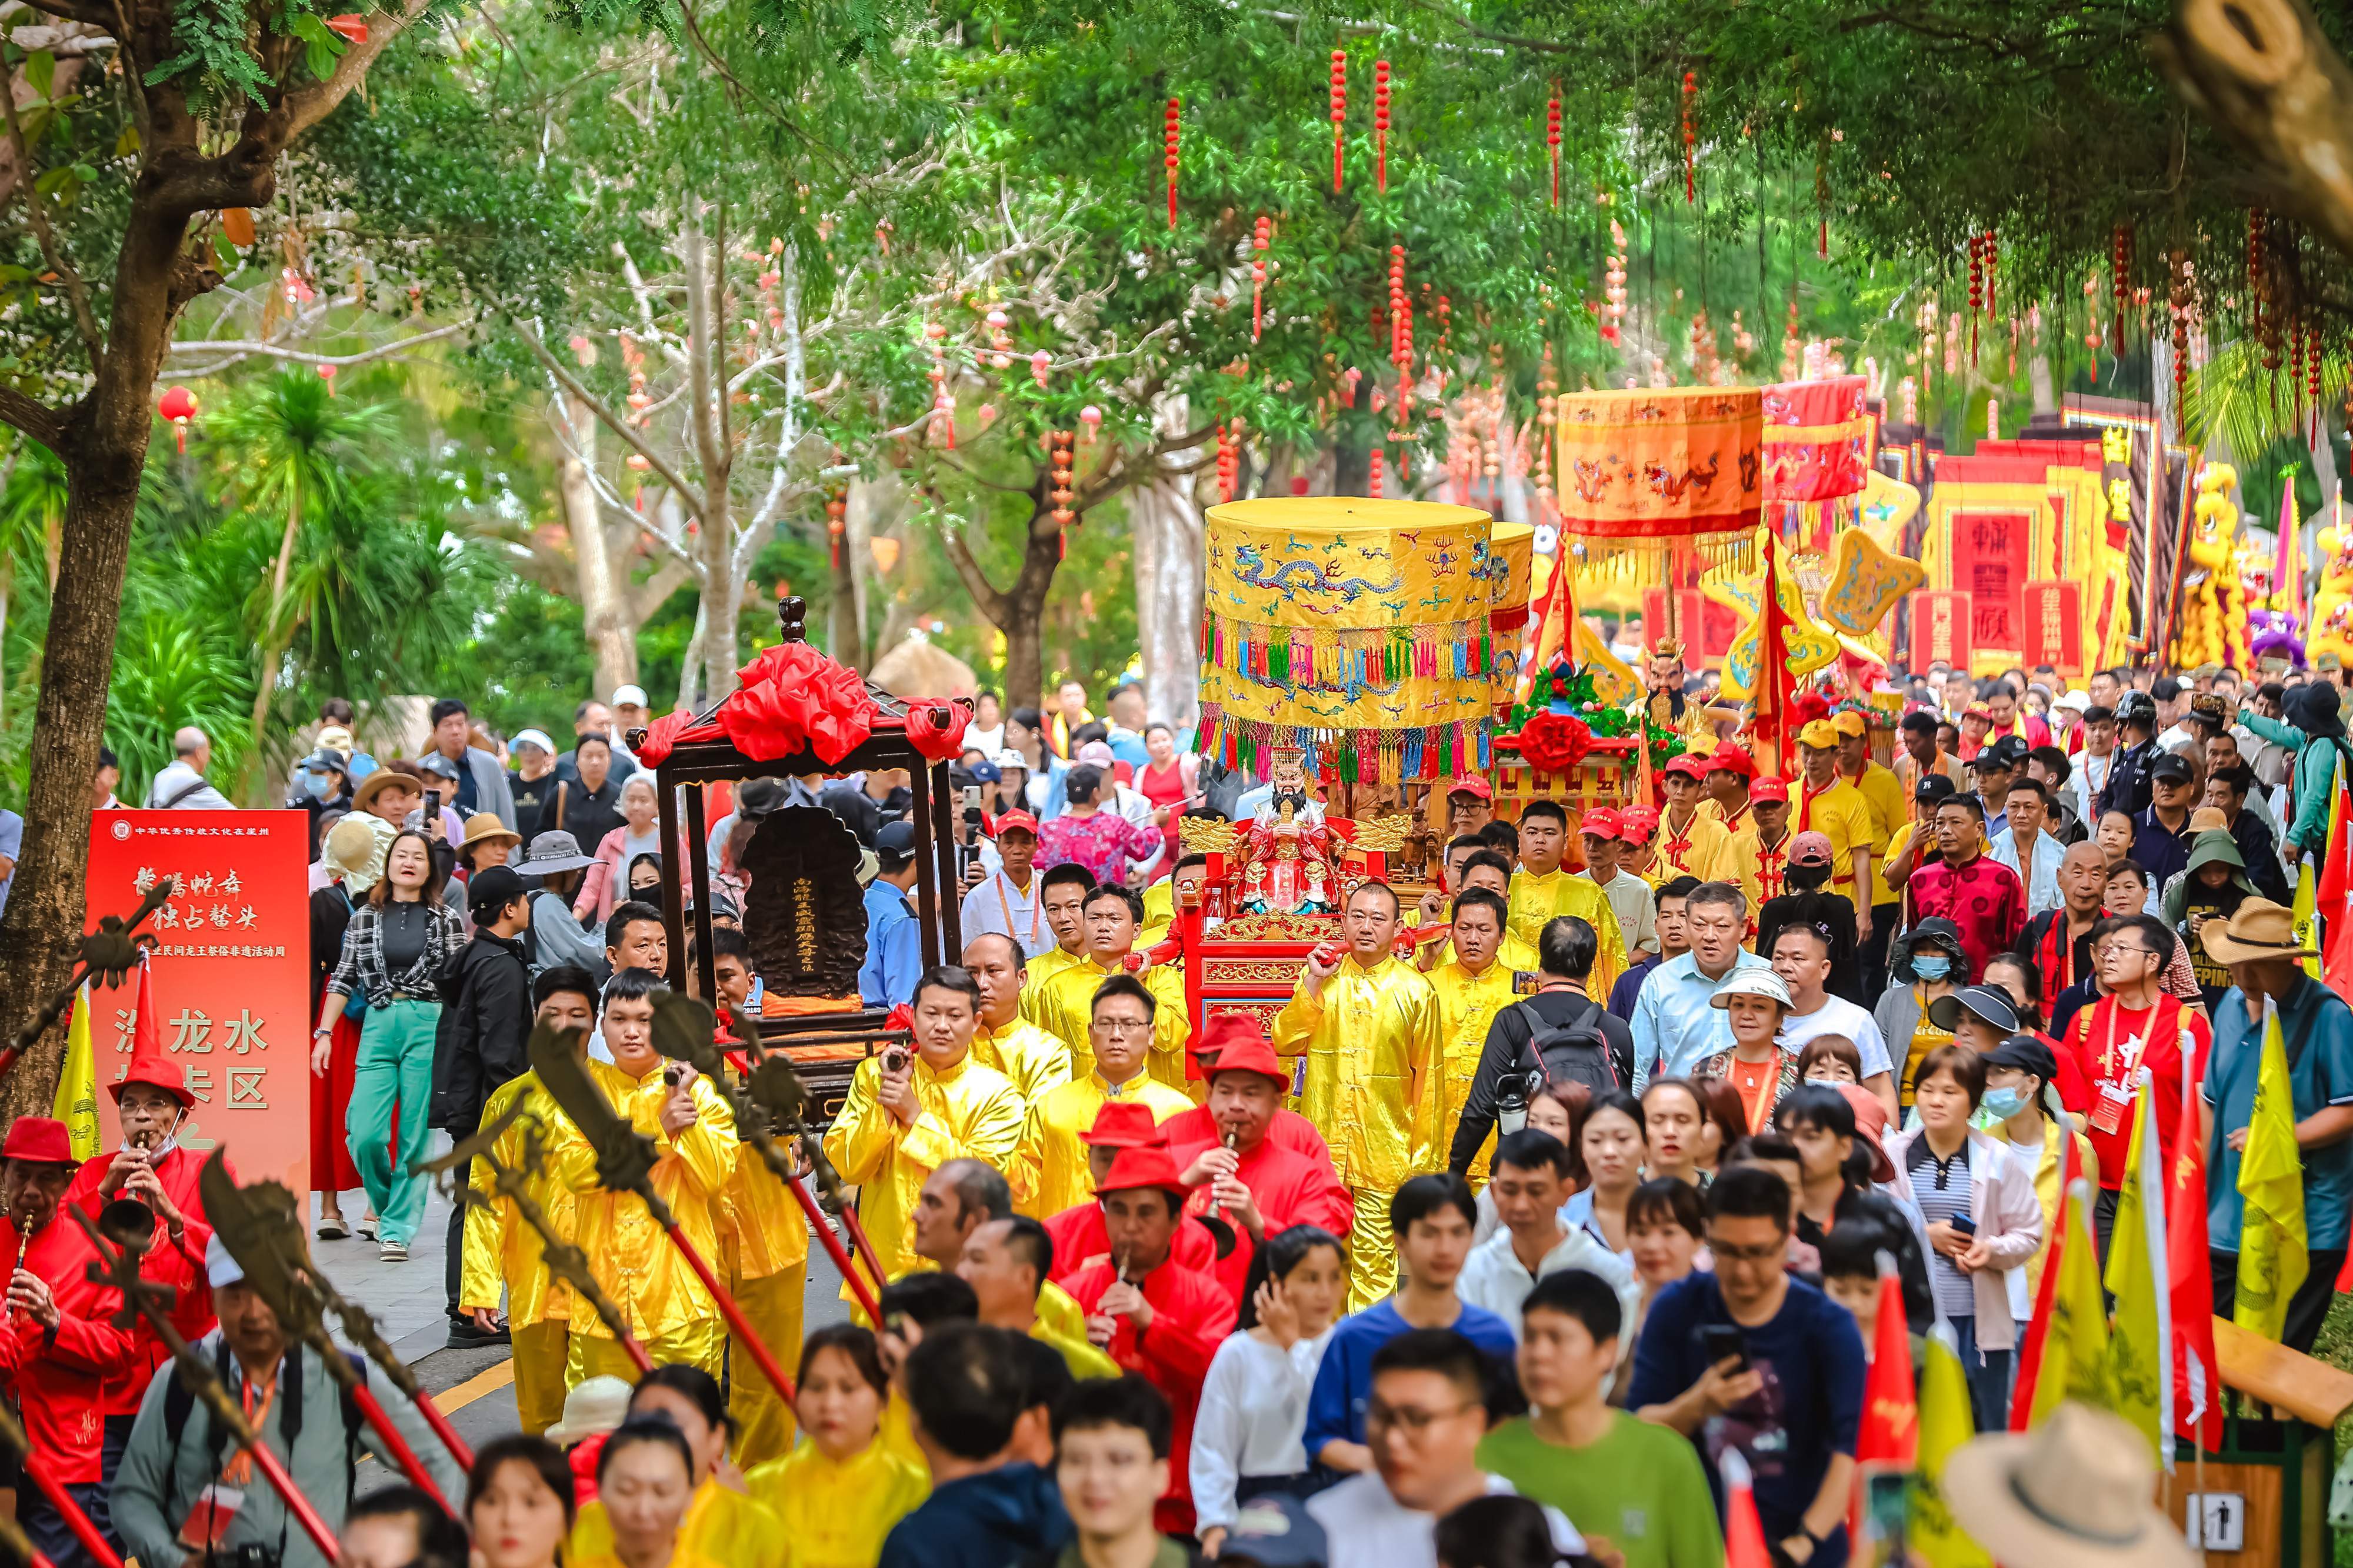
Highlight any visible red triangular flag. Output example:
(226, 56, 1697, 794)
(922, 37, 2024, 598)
(1849, 1265, 1918, 1542)
(2166, 1072, 2223, 1452)
(2010, 1126, 2082, 1430)
(1721, 1450, 1775, 1568)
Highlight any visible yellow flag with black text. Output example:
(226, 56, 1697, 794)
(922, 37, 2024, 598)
(2234, 997, 2309, 1341)
(53, 986, 100, 1160)
(1909, 1327, 1990, 1568)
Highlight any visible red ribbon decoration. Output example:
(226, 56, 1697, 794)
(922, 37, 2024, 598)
(1514, 712, 1593, 775)
(720, 642, 878, 763)
(902, 697, 974, 764)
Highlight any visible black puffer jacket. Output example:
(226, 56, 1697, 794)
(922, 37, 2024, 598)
(430, 929, 531, 1137)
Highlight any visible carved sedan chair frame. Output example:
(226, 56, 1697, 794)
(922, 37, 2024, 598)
(629, 596, 960, 1103)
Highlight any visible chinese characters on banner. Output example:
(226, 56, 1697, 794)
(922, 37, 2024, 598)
(86, 810, 311, 1189)
(2021, 580, 2084, 674)
(1909, 590, 1974, 670)
(1949, 509, 2032, 653)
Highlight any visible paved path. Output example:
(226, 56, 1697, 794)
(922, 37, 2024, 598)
(315, 1182, 854, 1488)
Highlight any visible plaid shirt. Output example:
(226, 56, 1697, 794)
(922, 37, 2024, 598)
(329, 899, 465, 1006)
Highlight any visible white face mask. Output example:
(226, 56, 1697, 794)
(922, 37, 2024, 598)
(1803, 1075, 1848, 1088)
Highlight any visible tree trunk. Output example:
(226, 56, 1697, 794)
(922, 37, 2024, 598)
(1131, 453, 1204, 731)
(2028, 349, 2057, 418)
(684, 200, 742, 706)
(559, 397, 641, 697)
(827, 531, 861, 668)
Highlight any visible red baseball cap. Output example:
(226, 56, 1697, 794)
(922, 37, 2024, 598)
(1095, 1145, 1190, 1199)
(1, 1117, 76, 1167)
(990, 809, 1040, 839)
(1662, 753, 1710, 782)
(1446, 775, 1494, 802)
(1619, 805, 1661, 839)
(1205, 1035, 1289, 1089)
(1081, 1100, 1167, 1149)
(1749, 777, 1791, 805)
(1579, 808, 1623, 842)
(1706, 743, 1757, 779)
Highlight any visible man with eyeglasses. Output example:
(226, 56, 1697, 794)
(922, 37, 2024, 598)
(2055, 911, 2211, 1260)
(1627, 1165, 1864, 1568)
(1305, 1329, 1584, 1568)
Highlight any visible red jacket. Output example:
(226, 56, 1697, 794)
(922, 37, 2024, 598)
(1064, 1254, 1233, 1536)
(1044, 1200, 1215, 1284)
(65, 1146, 220, 1416)
(1166, 1133, 1352, 1304)
(0, 1216, 141, 1483)
(1159, 1105, 1331, 1169)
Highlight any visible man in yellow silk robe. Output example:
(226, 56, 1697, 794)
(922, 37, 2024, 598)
(549, 968, 739, 1384)
(1017, 863, 1097, 1023)
(1657, 753, 1737, 882)
(963, 932, 1074, 1106)
(1418, 888, 1521, 1183)
(459, 967, 598, 1434)
(824, 965, 1026, 1287)
(1415, 846, 1538, 973)
(1727, 777, 1797, 928)
(1029, 885, 1191, 1090)
(1505, 799, 1627, 998)
(1009, 972, 1195, 1217)
(1272, 880, 1442, 1310)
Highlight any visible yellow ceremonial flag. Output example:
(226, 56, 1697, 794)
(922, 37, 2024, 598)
(53, 986, 100, 1160)
(2234, 997, 2309, 1341)
(2027, 1178, 2112, 1429)
(2294, 856, 2322, 983)
(1908, 1328, 1990, 1568)
(2100, 1069, 2173, 1464)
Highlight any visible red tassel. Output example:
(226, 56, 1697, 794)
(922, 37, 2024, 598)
(1164, 98, 1180, 229)
(1681, 71, 1697, 203)
(1329, 51, 1347, 192)
(1374, 60, 1391, 194)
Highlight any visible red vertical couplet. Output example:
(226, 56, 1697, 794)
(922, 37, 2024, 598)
(1545, 94, 1562, 208)
(1163, 98, 1179, 229)
(1329, 51, 1347, 192)
(1681, 71, 1697, 203)
(1374, 59, 1391, 193)
(1251, 215, 1271, 342)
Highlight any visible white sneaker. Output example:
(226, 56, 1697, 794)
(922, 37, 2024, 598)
(379, 1240, 408, 1262)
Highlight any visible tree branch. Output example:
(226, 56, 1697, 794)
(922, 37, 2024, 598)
(629, 555, 692, 620)
(0, 75, 101, 366)
(278, 0, 433, 142)
(161, 320, 468, 373)
(516, 322, 708, 513)
(0, 385, 62, 447)
(940, 525, 1013, 626)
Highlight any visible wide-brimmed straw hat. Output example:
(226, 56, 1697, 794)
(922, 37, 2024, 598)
(2201, 896, 2318, 965)
(1942, 1402, 2193, 1568)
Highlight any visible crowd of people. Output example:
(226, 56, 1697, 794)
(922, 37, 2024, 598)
(25, 653, 2339, 1568)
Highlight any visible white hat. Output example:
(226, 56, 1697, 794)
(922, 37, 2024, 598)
(994, 749, 1029, 773)
(2055, 690, 2093, 713)
(1943, 1401, 2193, 1568)
(545, 1375, 635, 1446)
(512, 728, 556, 755)
(610, 685, 649, 709)
(205, 1232, 245, 1289)
(1709, 968, 1794, 1010)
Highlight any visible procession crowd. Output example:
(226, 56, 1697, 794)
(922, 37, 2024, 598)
(2, 653, 2338, 1568)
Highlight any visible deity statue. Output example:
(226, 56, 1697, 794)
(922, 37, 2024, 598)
(1237, 749, 1339, 916)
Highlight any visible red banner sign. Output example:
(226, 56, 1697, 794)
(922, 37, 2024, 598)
(86, 810, 312, 1187)
(1909, 590, 1974, 670)
(2021, 579, 2084, 673)
(1949, 509, 2032, 651)
(1642, 588, 1742, 661)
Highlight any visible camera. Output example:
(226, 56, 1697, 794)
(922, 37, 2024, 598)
(216, 1546, 278, 1568)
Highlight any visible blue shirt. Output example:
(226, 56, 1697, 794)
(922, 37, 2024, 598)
(2204, 976, 2353, 1252)
(1629, 949, 1775, 1092)
(1105, 726, 1152, 770)
(859, 880, 921, 1007)
(878, 1462, 1072, 1568)
(2128, 806, 2191, 889)
(1625, 1270, 1865, 1564)
(1607, 952, 1661, 1022)
(0, 809, 19, 919)
(1302, 1297, 1518, 1460)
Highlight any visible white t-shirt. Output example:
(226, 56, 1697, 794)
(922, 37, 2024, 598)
(1307, 1473, 1582, 1568)
(1777, 994, 1894, 1080)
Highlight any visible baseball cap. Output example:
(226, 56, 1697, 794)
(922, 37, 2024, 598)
(1797, 719, 1839, 749)
(2055, 690, 2092, 714)
(1447, 775, 1494, 801)
(1927, 983, 2021, 1035)
(1971, 746, 2011, 773)
(1705, 743, 1757, 779)
(968, 760, 1002, 784)
(874, 821, 918, 865)
(512, 728, 556, 756)
(1983, 1033, 2059, 1083)
(1580, 808, 1622, 841)
(2150, 752, 2196, 783)
(1790, 830, 1834, 866)
(1663, 753, 1711, 781)
(1750, 777, 1790, 805)
(1831, 710, 1868, 737)
(301, 746, 348, 773)
(468, 865, 528, 913)
(1075, 740, 1118, 769)
(611, 684, 649, 708)
(1915, 773, 1959, 805)
(1709, 968, 1795, 1010)
(1990, 736, 2030, 766)
(994, 749, 1030, 773)
(991, 809, 1041, 839)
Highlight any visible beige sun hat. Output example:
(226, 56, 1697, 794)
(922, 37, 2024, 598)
(1942, 1401, 2194, 1568)
(543, 1375, 634, 1447)
(2201, 896, 2319, 965)
(322, 815, 387, 894)
(1708, 967, 1793, 1011)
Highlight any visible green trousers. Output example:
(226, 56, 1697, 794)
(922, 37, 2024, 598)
(346, 996, 439, 1245)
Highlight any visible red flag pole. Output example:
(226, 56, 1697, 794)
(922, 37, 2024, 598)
(20, 1460, 124, 1568)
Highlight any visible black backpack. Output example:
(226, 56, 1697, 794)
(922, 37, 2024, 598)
(1511, 996, 1621, 1096)
(161, 1338, 368, 1522)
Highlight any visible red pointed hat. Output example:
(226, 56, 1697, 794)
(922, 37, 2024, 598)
(1094, 1145, 1189, 1197)
(111, 1047, 194, 1109)
(1, 1117, 76, 1167)
(1081, 1100, 1166, 1149)
(1191, 1011, 1267, 1069)
(1206, 1033, 1289, 1087)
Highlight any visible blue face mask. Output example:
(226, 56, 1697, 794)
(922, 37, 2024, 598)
(1981, 1085, 2029, 1119)
(1911, 953, 1953, 982)
(303, 770, 336, 800)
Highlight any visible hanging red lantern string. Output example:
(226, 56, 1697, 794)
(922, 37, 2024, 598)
(2111, 223, 2134, 359)
(825, 486, 848, 571)
(1251, 215, 1272, 341)
(1967, 232, 1982, 366)
(1984, 229, 1998, 343)
(2308, 321, 2323, 435)
(1546, 91, 1562, 208)
(1682, 71, 1697, 203)
(1368, 446, 1384, 499)
(2168, 248, 2191, 416)
(1374, 60, 1391, 194)
(1329, 51, 1348, 193)
(158, 386, 197, 453)
(1164, 98, 1181, 230)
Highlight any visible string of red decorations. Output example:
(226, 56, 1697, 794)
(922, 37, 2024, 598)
(2110, 223, 2134, 358)
(2168, 247, 2191, 413)
(1967, 232, 1983, 365)
(1215, 418, 1244, 503)
(1049, 430, 1076, 526)
(1164, 98, 1181, 229)
(1546, 92, 1562, 208)
(1368, 447, 1384, 499)
(1252, 215, 1271, 341)
(1374, 60, 1392, 193)
(825, 486, 848, 571)
(1682, 71, 1697, 203)
(1329, 51, 1348, 192)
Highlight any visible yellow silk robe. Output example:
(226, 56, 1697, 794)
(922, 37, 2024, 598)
(1417, 930, 1539, 973)
(822, 1050, 1025, 1283)
(746, 1438, 930, 1568)
(1505, 869, 1628, 997)
(1272, 955, 1441, 1194)
(970, 1015, 1074, 1107)
(549, 1059, 738, 1348)
(458, 1072, 572, 1329)
(1728, 823, 1797, 928)
(1795, 776, 1878, 909)
(1419, 958, 1521, 1180)
(1139, 877, 1176, 949)
(571, 1480, 783, 1568)
(1018, 946, 1089, 1022)
(1006, 1071, 1197, 1218)
(1844, 760, 1907, 863)
(1029, 958, 1192, 1090)
(1656, 803, 1736, 883)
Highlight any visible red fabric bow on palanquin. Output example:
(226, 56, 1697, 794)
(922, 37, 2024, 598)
(721, 642, 878, 763)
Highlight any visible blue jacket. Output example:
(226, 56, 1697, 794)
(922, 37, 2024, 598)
(1302, 1298, 1518, 1459)
(878, 1463, 1072, 1568)
(859, 878, 921, 1007)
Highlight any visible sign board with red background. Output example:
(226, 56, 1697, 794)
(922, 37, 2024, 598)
(1908, 590, 1974, 670)
(86, 810, 311, 1188)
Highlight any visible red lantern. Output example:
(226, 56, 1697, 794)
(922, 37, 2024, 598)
(1251, 215, 1271, 342)
(1329, 50, 1347, 193)
(1546, 92, 1562, 208)
(1163, 98, 1181, 230)
(158, 386, 198, 452)
(1374, 59, 1391, 193)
